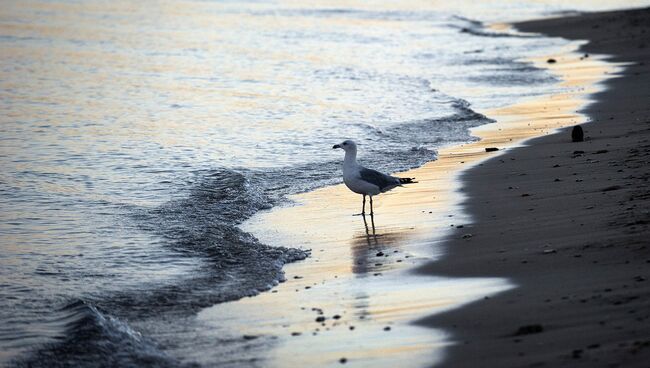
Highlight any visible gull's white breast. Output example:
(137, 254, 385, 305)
(343, 166, 381, 196)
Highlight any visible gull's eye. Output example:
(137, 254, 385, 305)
(343, 142, 347, 145)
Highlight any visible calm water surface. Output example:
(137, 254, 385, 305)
(0, 0, 644, 366)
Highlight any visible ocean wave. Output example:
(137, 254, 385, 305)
(116, 170, 309, 314)
(12, 170, 310, 366)
(462, 57, 557, 87)
(12, 300, 177, 368)
(250, 7, 442, 22)
(450, 16, 537, 38)
(376, 98, 489, 154)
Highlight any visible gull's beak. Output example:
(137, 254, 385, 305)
(332, 144, 341, 149)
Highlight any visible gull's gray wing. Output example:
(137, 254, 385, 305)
(359, 167, 399, 192)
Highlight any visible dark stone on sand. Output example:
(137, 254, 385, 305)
(291, 332, 301, 336)
(243, 335, 258, 340)
(572, 125, 584, 142)
(595, 149, 609, 154)
(384, 326, 391, 331)
(573, 150, 585, 154)
(547, 58, 557, 63)
(315, 316, 326, 322)
(376, 251, 384, 257)
(339, 358, 347, 364)
(514, 324, 544, 336)
(333, 314, 341, 320)
(485, 147, 499, 152)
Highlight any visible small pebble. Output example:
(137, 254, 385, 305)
(514, 324, 543, 336)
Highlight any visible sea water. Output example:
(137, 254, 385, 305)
(0, 0, 643, 366)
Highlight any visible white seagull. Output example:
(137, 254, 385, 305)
(333, 140, 416, 215)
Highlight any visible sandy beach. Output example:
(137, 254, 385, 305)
(419, 7, 650, 367)
(189, 7, 650, 368)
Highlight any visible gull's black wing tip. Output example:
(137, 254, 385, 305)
(399, 177, 417, 184)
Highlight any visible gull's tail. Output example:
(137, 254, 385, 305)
(398, 177, 417, 184)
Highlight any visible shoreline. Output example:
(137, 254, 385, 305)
(419, 7, 650, 367)
(189, 12, 629, 367)
(3, 4, 648, 368)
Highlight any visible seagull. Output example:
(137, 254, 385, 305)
(332, 140, 416, 215)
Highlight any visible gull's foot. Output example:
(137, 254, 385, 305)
(353, 212, 365, 216)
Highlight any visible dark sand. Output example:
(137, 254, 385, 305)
(418, 8, 650, 368)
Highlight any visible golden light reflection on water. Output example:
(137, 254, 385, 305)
(7, 0, 622, 183)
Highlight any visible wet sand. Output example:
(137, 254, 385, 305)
(192, 10, 633, 367)
(419, 7, 650, 368)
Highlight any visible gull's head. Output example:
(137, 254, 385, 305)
(332, 139, 357, 152)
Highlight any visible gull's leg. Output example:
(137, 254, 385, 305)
(362, 212, 370, 236)
(369, 196, 374, 216)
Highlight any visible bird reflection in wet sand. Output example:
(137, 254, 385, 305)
(362, 212, 376, 237)
(351, 214, 409, 275)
